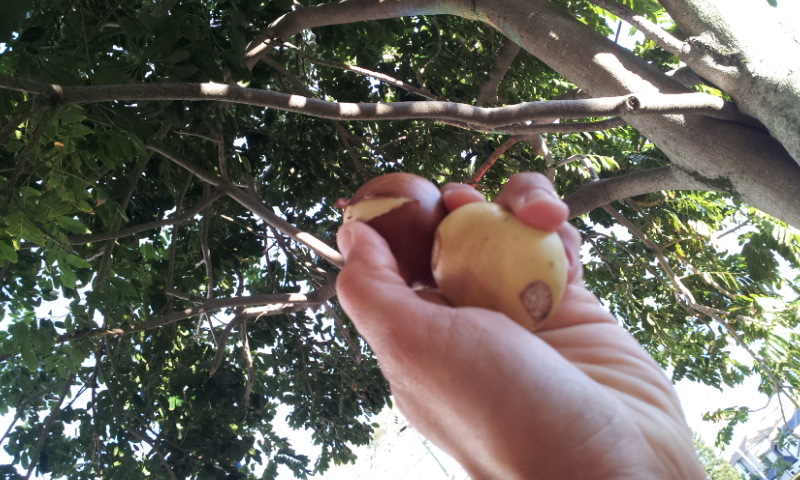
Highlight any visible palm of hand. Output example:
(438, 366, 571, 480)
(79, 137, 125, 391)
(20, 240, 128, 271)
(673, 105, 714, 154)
(378, 282, 701, 479)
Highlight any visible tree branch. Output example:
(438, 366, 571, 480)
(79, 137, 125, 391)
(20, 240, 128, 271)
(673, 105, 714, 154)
(0, 76, 749, 128)
(564, 166, 708, 219)
(235, 0, 800, 227)
(59, 282, 337, 342)
(70, 191, 224, 245)
(25, 375, 74, 480)
(282, 42, 439, 100)
(240, 319, 254, 408)
(586, 0, 686, 57)
(243, 0, 455, 68)
(145, 143, 344, 268)
(470, 136, 528, 186)
(476, 38, 521, 106)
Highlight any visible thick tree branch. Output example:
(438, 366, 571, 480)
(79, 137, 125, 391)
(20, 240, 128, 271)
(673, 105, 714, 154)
(564, 166, 707, 219)
(657, 0, 800, 165)
(476, 38, 521, 106)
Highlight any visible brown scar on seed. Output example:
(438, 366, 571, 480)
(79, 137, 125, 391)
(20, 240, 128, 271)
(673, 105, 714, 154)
(520, 281, 552, 324)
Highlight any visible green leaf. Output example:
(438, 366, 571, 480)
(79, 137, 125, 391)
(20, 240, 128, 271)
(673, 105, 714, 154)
(58, 259, 77, 289)
(0, 241, 18, 263)
(56, 216, 90, 234)
(64, 253, 92, 269)
(108, 277, 138, 298)
(20, 344, 38, 370)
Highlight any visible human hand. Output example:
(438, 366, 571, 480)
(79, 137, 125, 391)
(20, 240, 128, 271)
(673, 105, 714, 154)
(335, 173, 704, 479)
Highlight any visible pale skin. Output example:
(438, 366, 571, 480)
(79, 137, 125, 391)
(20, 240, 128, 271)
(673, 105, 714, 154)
(335, 173, 705, 479)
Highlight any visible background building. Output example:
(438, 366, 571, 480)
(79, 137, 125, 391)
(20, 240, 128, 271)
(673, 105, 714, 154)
(729, 406, 800, 479)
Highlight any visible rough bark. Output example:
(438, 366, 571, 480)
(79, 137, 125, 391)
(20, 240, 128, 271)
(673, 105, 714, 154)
(658, 0, 800, 167)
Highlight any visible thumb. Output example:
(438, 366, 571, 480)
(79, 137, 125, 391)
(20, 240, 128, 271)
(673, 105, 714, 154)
(335, 221, 443, 353)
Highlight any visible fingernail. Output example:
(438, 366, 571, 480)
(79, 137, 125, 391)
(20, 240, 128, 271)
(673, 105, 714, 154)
(337, 223, 355, 257)
(440, 184, 468, 199)
(512, 188, 549, 211)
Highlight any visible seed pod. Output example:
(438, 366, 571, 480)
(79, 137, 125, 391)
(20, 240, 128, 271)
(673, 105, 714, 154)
(431, 201, 567, 331)
(335, 173, 446, 287)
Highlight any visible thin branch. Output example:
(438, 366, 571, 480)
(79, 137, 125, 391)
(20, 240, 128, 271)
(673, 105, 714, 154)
(199, 185, 215, 336)
(243, 0, 453, 68)
(0, 76, 750, 128)
(163, 174, 195, 314)
(70, 191, 224, 244)
(282, 42, 439, 100)
(25, 375, 74, 480)
(470, 136, 529, 186)
(585, 0, 685, 57)
(325, 302, 362, 364)
(476, 38, 521, 106)
(145, 143, 344, 268)
(209, 314, 244, 377)
(94, 159, 148, 329)
(95, 360, 177, 480)
(333, 122, 371, 182)
(600, 188, 800, 411)
(240, 319, 254, 407)
(260, 54, 372, 180)
(59, 282, 337, 342)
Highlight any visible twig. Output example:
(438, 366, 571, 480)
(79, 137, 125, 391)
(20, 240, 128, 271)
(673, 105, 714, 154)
(260, 54, 372, 180)
(70, 190, 224, 244)
(325, 302, 362, 364)
(162, 174, 195, 314)
(470, 136, 529, 186)
(209, 314, 244, 377)
(282, 42, 439, 100)
(146, 143, 344, 267)
(25, 375, 74, 480)
(240, 319, 254, 407)
(95, 362, 177, 480)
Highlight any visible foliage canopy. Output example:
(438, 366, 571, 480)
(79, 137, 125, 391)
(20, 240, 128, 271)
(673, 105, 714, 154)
(0, 0, 798, 478)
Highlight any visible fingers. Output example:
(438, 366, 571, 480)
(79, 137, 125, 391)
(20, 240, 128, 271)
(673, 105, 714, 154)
(442, 174, 568, 231)
(442, 174, 581, 283)
(494, 173, 569, 231)
(557, 220, 584, 285)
